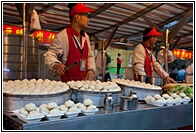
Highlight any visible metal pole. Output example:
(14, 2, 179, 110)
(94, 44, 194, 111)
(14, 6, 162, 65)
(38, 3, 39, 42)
(165, 29, 169, 73)
(101, 40, 105, 81)
(22, 3, 28, 79)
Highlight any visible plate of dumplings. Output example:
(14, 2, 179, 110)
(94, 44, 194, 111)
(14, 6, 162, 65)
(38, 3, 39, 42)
(62, 100, 81, 118)
(39, 102, 64, 121)
(78, 99, 99, 116)
(13, 103, 45, 123)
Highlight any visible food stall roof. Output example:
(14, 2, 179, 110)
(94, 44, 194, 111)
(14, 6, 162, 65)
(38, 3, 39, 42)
(3, 2, 193, 50)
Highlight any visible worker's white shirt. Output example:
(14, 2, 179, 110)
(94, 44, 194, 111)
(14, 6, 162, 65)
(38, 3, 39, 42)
(186, 63, 193, 75)
(44, 28, 96, 72)
(132, 43, 168, 78)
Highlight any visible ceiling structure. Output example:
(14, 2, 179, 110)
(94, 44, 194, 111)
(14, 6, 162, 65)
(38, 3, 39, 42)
(3, 2, 194, 51)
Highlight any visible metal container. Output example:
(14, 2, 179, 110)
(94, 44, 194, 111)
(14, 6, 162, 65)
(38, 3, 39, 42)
(137, 75, 148, 83)
(137, 75, 163, 86)
(103, 93, 113, 110)
(71, 88, 123, 107)
(118, 84, 162, 100)
(3, 34, 39, 80)
(148, 77, 163, 86)
(120, 90, 138, 110)
(120, 97, 138, 110)
(3, 89, 72, 111)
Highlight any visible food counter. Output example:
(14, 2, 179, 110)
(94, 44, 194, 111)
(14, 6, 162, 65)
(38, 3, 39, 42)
(3, 102, 193, 130)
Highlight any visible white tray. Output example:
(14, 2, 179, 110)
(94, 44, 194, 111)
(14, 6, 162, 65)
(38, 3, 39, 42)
(81, 108, 99, 116)
(165, 100, 176, 106)
(13, 110, 45, 123)
(64, 111, 80, 118)
(182, 99, 190, 104)
(152, 100, 167, 107)
(41, 110, 64, 121)
(174, 99, 183, 105)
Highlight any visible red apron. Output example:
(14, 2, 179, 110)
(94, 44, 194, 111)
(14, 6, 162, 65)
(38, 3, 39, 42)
(134, 42, 153, 81)
(60, 26, 88, 82)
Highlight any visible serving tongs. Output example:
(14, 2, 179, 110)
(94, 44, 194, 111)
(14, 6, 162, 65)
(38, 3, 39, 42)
(53, 61, 79, 77)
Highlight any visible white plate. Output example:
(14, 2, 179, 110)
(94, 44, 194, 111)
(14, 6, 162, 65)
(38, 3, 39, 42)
(42, 110, 64, 121)
(144, 99, 153, 105)
(174, 99, 183, 105)
(165, 100, 175, 106)
(13, 110, 45, 123)
(153, 100, 166, 107)
(81, 108, 99, 116)
(182, 99, 190, 104)
(64, 111, 80, 118)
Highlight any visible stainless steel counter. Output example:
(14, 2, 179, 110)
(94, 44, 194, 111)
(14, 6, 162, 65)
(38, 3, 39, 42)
(3, 103, 193, 130)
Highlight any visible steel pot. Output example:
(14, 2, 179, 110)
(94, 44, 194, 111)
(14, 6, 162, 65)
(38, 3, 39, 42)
(137, 75, 163, 86)
(120, 96, 138, 110)
(148, 77, 163, 86)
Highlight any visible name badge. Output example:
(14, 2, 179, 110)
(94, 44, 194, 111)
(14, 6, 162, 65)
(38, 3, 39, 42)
(80, 59, 86, 71)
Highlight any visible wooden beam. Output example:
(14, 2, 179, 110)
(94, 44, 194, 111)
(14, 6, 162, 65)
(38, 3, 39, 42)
(141, 14, 164, 42)
(169, 37, 182, 51)
(168, 9, 193, 42)
(93, 3, 164, 34)
(89, 3, 115, 18)
(37, 3, 57, 15)
(104, 26, 118, 50)
(121, 9, 192, 40)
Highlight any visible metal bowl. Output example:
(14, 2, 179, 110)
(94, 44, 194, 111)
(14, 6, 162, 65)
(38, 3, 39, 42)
(148, 77, 163, 86)
(137, 75, 163, 86)
(120, 96, 138, 110)
(118, 84, 162, 100)
(71, 88, 123, 107)
(3, 89, 72, 111)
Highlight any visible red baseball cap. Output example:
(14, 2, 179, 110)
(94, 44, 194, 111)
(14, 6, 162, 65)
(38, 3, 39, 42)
(69, 3, 95, 17)
(143, 27, 163, 37)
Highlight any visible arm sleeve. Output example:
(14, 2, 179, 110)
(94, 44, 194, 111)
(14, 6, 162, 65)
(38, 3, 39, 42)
(44, 35, 64, 70)
(152, 55, 169, 78)
(132, 45, 146, 75)
(86, 34, 96, 73)
(186, 63, 193, 75)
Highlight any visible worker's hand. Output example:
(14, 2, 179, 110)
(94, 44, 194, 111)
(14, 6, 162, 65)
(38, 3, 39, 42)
(164, 76, 177, 84)
(85, 69, 95, 81)
(53, 63, 66, 76)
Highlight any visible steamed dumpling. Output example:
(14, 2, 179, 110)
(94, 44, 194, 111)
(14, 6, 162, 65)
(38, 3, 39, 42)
(78, 104, 87, 110)
(162, 94, 170, 99)
(59, 105, 68, 111)
(19, 108, 29, 116)
(83, 99, 93, 106)
(39, 104, 47, 109)
(154, 94, 162, 100)
(28, 110, 41, 117)
(49, 108, 61, 114)
(171, 93, 178, 98)
(40, 106, 49, 114)
(64, 100, 75, 108)
(47, 102, 58, 110)
(179, 92, 186, 97)
(68, 106, 79, 112)
(25, 103, 36, 111)
(183, 96, 190, 100)
(87, 105, 97, 110)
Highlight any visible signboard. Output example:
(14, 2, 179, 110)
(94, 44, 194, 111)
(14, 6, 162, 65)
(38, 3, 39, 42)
(3, 24, 57, 44)
(32, 30, 57, 44)
(3, 24, 23, 35)
(172, 49, 193, 60)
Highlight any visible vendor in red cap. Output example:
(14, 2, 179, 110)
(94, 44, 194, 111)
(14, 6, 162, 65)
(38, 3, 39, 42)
(132, 27, 176, 83)
(44, 3, 96, 82)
